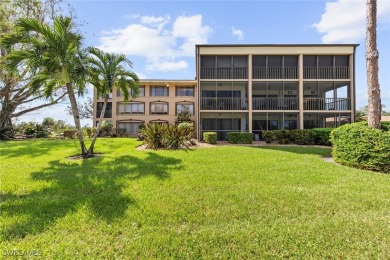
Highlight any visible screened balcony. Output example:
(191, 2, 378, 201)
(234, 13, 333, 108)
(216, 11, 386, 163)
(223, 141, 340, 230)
(252, 55, 298, 79)
(303, 55, 350, 79)
(303, 81, 351, 111)
(303, 66, 349, 79)
(252, 97, 298, 110)
(200, 67, 248, 79)
(200, 55, 248, 79)
(201, 97, 248, 110)
(200, 112, 248, 140)
(252, 67, 298, 79)
(303, 98, 351, 110)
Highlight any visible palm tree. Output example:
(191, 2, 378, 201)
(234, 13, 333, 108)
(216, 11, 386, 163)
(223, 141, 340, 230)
(87, 47, 139, 155)
(1, 16, 89, 155)
(366, 0, 381, 128)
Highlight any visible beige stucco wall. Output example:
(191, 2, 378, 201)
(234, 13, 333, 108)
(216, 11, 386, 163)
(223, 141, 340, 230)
(93, 80, 197, 136)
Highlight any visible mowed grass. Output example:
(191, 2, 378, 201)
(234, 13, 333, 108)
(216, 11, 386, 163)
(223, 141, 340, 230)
(0, 138, 389, 259)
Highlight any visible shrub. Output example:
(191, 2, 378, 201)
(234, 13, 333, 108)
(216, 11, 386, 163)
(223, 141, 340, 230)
(34, 124, 49, 138)
(262, 130, 316, 145)
(227, 132, 253, 144)
(262, 131, 277, 143)
(84, 127, 93, 138)
(141, 123, 165, 149)
(381, 122, 390, 132)
(162, 124, 191, 149)
(312, 128, 333, 145)
(331, 122, 390, 173)
(203, 132, 217, 144)
(0, 127, 14, 140)
(63, 130, 77, 139)
(291, 130, 316, 145)
(178, 122, 195, 138)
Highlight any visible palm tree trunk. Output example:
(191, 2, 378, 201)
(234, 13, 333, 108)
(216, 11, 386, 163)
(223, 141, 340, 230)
(66, 83, 88, 156)
(87, 94, 108, 155)
(366, 0, 381, 129)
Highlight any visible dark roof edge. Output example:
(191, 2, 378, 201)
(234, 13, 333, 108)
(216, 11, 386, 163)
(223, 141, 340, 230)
(196, 44, 360, 47)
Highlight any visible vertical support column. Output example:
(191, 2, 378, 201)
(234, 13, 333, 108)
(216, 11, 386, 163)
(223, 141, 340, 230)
(349, 54, 355, 122)
(299, 54, 304, 129)
(248, 54, 252, 133)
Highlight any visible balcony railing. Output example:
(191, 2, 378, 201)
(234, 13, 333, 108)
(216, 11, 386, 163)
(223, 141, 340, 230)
(201, 97, 248, 110)
(303, 66, 349, 79)
(252, 97, 298, 110)
(304, 98, 351, 110)
(200, 67, 248, 79)
(252, 66, 298, 79)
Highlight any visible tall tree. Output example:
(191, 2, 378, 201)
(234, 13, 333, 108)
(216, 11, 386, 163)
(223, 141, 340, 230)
(0, 0, 70, 130)
(366, 0, 381, 128)
(87, 47, 139, 155)
(2, 16, 89, 156)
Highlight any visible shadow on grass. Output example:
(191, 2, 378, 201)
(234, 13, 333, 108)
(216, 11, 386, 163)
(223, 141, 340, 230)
(249, 145, 332, 157)
(1, 152, 182, 240)
(0, 139, 77, 158)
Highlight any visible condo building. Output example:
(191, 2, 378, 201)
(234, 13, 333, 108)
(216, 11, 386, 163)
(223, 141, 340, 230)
(93, 80, 197, 136)
(93, 44, 358, 140)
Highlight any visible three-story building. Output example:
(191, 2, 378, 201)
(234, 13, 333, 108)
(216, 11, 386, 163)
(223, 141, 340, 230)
(196, 44, 358, 140)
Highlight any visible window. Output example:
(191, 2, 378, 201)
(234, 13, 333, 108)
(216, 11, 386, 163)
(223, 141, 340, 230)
(96, 102, 112, 118)
(118, 86, 145, 97)
(149, 120, 168, 125)
(176, 103, 194, 115)
(176, 87, 194, 97)
(118, 102, 144, 114)
(150, 86, 169, 96)
(118, 122, 143, 134)
(150, 102, 168, 114)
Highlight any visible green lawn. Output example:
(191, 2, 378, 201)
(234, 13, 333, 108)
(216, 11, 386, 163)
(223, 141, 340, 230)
(1, 138, 389, 258)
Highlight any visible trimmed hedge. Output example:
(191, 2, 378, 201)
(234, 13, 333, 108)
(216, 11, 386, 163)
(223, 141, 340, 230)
(227, 132, 253, 144)
(311, 128, 333, 145)
(262, 128, 331, 146)
(203, 132, 217, 144)
(331, 122, 390, 173)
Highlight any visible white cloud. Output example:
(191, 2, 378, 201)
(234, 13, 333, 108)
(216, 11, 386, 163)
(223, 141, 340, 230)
(313, 0, 390, 43)
(172, 15, 212, 56)
(98, 14, 212, 72)
(232, 27, 244, 40)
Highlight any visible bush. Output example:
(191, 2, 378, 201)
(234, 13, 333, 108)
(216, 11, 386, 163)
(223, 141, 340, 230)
(203, 132, 217, 144)
(291, 130, 316, 145)
(63, 130, 77, 139)
(34, 124, 49, 138)
(141, 123, 194, 149)
(311, 128, 333, 145)
(141, 123, 165, 149)
(227, 132, 253, 144)
(381, 122, 390, 132)
(331, 122, 390, 173)
(0, 127, 14, 140)
(262, 129, 317, 145)
(262, 131, 277, 143)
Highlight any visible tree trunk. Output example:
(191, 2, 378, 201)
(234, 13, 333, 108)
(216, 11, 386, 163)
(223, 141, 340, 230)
(66, 82, 88, 156)
(366, 0, 381, 129)
(87, 94, 108, 156)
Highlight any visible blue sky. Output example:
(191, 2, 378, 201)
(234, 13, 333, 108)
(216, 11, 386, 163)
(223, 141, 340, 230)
(18, 0, 390, 126)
